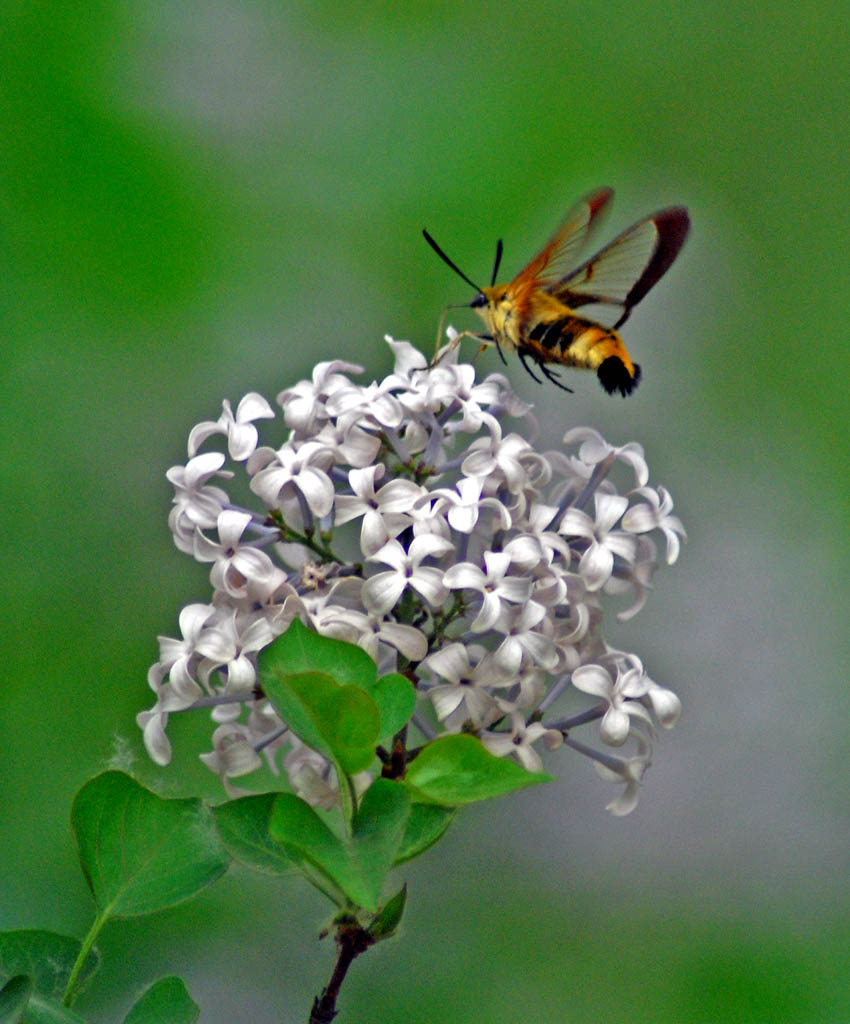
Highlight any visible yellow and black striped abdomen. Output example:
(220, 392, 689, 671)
(523, 314, 641, 396)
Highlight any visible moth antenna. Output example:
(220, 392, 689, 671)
(490, 238, 504, 285)
(422, 229, 484, 294)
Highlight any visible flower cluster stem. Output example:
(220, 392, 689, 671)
(309, 919, 374, 1024)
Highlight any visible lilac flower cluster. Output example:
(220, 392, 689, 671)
(141, 338, 684, 814)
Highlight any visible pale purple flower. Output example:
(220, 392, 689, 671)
(325, 379, 405, 431)
(622, 485, 686, 564)
(149, 602, 214, 704)
(248, 440, 335, 524)
(192, 510, 278, 599)
(594, 726, 653, 816)
(461, 420, 545, 494)
(443, 551, 532, 632)
(334, 465, 422, 555)
(481, 709, 563, 773)
(277, 359, 363, 434)
(491, 601, 558, 675)
(167, 452, 232, 552)
(422, 643, 510, 729)
(559, 492, 637, 591)
(426, 475, 511, 534)
(362, 534, 453, 614)
(571, 662, 651, 746)
(199, 723, 263, 781)
(562, 427, 649, 488)
(312, 603, 428, 663)
(188, 393, 275, 461)
(193, 608, 276, 694)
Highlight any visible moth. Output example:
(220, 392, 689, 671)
(423, 188, 690, 395)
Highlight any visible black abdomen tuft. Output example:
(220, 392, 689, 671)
(597, 357, 641, 397)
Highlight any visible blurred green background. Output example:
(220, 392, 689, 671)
(2, 1, 848, 1021)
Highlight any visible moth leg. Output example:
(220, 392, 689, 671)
(518, 350, 543, 384)
(431, 329, 496, 368)
(538, 360, 574, 393)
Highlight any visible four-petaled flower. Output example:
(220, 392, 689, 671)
(362, 534, 454, 614)
(188, 393, 275, 462)
(559, 492, 638, 591)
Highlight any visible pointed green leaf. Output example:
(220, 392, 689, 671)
(404, 735, 553, 805)
(71, 773, 229, 919)
(17, 994, 88, 1024)
(269, 794, 356, 907)
(369, 674, 417, 741)
(367, 884, 407, 941)
(351, 780, 410, 908)
(0, 976, 32, 1024)
(262, 671, 379, 776)
(394, 803, 456, 864)
(122, 977, 199, 1024)
(0, 932, 99, 1000)
(260, 618, 376, 690)
(327, 684, 382, 774)
(212, 794, 292, 875)
(269, 783, 410, 913)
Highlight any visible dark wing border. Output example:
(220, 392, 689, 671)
(551, 207, 690, 328)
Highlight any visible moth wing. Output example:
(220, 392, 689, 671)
(551, 207, 690, 328)
(511, 187, 615, 291)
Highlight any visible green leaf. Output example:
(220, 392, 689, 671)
(0, 933, 99, 1001)
(71, 772, 229, 918)
(404, 735, 553, 805)
(369, 673, 417, 741)
(394, 803, 456, 864)
(269, 781, 410, 913)
(0, 976, 33, 1024)
(20, 995, 88, 1024)
(260, 618, 376, 691)
(367, 884, 407, 941)
(122, 977, 199, 1024)
(350, 780, 410, 908)
(212, 794, 292, 875)
(262, 671, 379, 776)
(259, 622, 416, 771)
(269, 794, 355, 907)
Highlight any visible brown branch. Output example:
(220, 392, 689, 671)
(308, 918, 374, 1024)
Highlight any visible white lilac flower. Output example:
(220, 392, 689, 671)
(144, 337, 685, 814)
(199, 723, 263, 782)
(333, 465, 422, 555)
(561, 427, 649, 488)
(362, 534, 453, 615)
(425, 475, 512, 535)
(558, 492, 638, 591)
(570, 662, 652, 746)
(188, 393, 275, 462)
(193, 608, 277, 695)
(166, 452, 233, 552)
(312, 603, 428, 663)
(248, 441, 336, 527)
(277, 359, 364, 435)
(148, 602, 214, 704)
(443, 551, 532, 632)
(594, 726, 654, 817)
(422, 643, 511, 730)
(192, 510, 278, 599)
(480, 709, 563, 774)
(622, 485, 686, 564)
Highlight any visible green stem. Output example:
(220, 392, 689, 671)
(268, 512, 342, 563)
(63, 911, 108, 1006)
